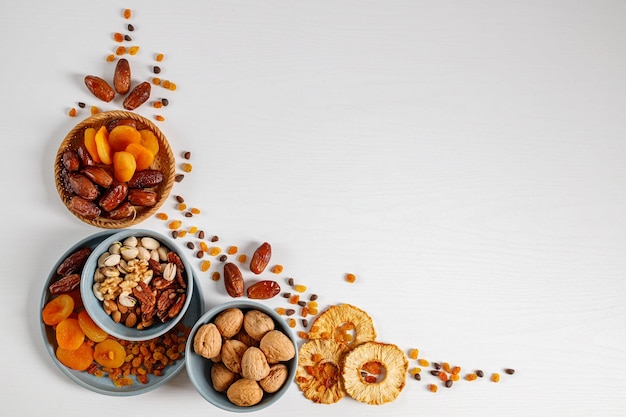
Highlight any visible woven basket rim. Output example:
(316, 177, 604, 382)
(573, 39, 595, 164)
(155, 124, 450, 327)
(55, 110, 175, 229)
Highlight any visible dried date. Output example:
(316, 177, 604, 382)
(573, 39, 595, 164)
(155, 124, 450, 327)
(123, 81, 151, 110)
(223, 262, 244, 298)
(68, 173, 98, 200)
(113, 58, 131, 94)
(76, 144, 95, 167)
(99, 182, 128, 211)
(56, 247, 92, 276)
(250, 242, 272, 274)
(68, 196, 101, 219)
(128, 169, 164, 188)
(82, 167, 113, 188)
(49, 273, 81, 295)
(84, 75, 115, 102)
(107, 201, 134, 219)
(61, 150, 80, 172)
(128, 189, 157, 206)
(247, 280, 281, 300)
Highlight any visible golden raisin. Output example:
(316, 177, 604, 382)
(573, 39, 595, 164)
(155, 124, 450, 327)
(177, 230, 187, 238)
(288, 318, 296, 328)
(345, 273, 356, 283)
(68, 108, 77, 117)
(409, 349, 419, 360)
(409, 367, 421, 375)
(113, 32, 124, 42)
(227, 246, 238, 255)
(272, 265, 284, 274)
(199, 242, 209, 252)
(155, 115, 165, 122)
(491, 373, 500, 383)
(177, 203, 187, 211)
(190, 207, 201, 215)
(428, 384, 438, 393)
(90, 106, 100, 115)
(188, 226, 198, 234)
(168, 82, 177, 91)
(308, 301, 318, 308)
(182, 163, 192, 172)
(418, 359, 429, 367)
(106, 54, 116, 62)
(450, 374, 460, 382)
(451, 366, 461, 375)
(128, 46, 140, 55)
(211, 272, 220, 281)
(238, 254, 247, 263)
(115, 46, 127, 56)
(308, 307, 318, 315)
(156, 212, 168, 220)
(289, 294, 300, 304)
(465, 373, 478, 381)
(152, 77, 161, 85)
(156, 53, 164, 62)
(438, 371, 448, 382)
(162, 80, 171, 89)
(442, 362, 451, 373)
(123, 8, 132, 19)
(298, 331, 309, 340)
(294, 284, 306, 292)
(200, 260, 211, 272)
(168, 220, 182, 230)
(153, 101, 163, 109)
(209, 247, 221, 256)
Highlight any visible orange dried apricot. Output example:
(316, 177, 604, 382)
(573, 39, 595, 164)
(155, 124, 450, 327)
(83, 127, 101, 163)
(42, 294, 74, 326)
(56, 318, 85, 350)
(95, 126, 113, 165)
(56, 342, 94, 371)
(94, 339, 126, 368)
(113, 151, 137, 182)
(125, 142, 154, 171)
(77, 310, 108, 343)
(108, 125, 141, 152)
(138, 129, 160, 156)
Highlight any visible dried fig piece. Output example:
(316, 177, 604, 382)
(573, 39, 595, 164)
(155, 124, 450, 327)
(99, 182, 128, 211)
(123, 81, 151, 110)
(223, 262, 244, 298)
(82, 166, 113, 188)
(128, 189, 157, 206)
(84, 75, 115, 102)
(113, 58, 131, 94)
(250, 242, 271, 274)
(62, 150, 80, 171)
(128, 169, 164, 188)
(56, 247, 92, 276)
(68, 173, 98, 200)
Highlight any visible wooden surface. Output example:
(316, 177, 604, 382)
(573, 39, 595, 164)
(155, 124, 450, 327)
(2, 0, 625, 415)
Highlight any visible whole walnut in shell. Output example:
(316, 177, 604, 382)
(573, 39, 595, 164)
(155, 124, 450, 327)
(214, 307, 244, 338)
(241, 347, 270, 381)
(211, 362, 239, 392)
(259, 363, 288, 393)
(221, 339, 249, 374)
(193, 323, 222, 360)
(260, 329, 295, 363)
(227, 378, 264, 407)
(243, 309, 275, 340)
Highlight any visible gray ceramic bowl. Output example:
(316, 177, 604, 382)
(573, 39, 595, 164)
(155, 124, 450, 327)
(80, 228, 194, 341)
(185, 300, 298, 412)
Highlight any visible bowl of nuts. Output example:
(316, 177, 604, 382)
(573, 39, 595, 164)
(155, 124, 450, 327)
(185, 301, 298, 412)
(80, 229, 194, 341)
(55, 110, 175, 228)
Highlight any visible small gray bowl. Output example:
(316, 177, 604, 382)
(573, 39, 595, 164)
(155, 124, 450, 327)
(80, 228, 194, 341)
(185, 300, 298, 412)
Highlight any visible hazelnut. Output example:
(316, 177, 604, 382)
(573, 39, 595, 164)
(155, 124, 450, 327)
(259, 329, 295, 364)
(211, 362, 238, 392)
(193, 323, 222, 360)
(214, 307, 244, 338)
(221, 339, 248, 373)
(241, 347, 270, 381)
(243, 309, 275, 340)
(226, 378, 263, 407)
(259, 363, 288, 393)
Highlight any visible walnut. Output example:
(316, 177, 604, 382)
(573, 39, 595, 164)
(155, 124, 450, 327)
(214, 307, 244, 338)
(259, 363, 288, 393)
(241, 347, 270, 381)
(233, 328, 259, 347)
(243, 309, 275, 340)
(211, 362, 239, 392)
(226, 379, 264, 407)
(259, 329, 295, 364)
(221, 339, 249, 374)
(193, 323, 222, 360)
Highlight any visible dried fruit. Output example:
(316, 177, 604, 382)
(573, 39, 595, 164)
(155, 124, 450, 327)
(99, 181, 129, 211)
(128, 189, 157, 206)
(247, 280, 281, 300)
(250, 242, 271, 274)
(223, 262, 244, 298)
(128, 169, 163, 188)
(123, 81, 151, 110)
(69, 196, 101, 219)
(77, 310, 107, 343)
(112, 151, 137, 183)
(55, 318, 85, 350)
(49, 273, 81, 295)
(94, 126, 113, 165)
(113, 58, 131, 94)
(108, 125, 141, 152)
(56, 247, 92, 276)
(125, 142, 154, 170)
(56, 342, 94, 371)
(82, 166, 113, 188)
(84, 75, 115, 102)
(296, 339, 345, 404)
(83, 127, 100, 163)
(42, 294, 75, 326)
(67, 173, 98, 200)
(308, 304, 377, 350)
(94, 339, 126, 368)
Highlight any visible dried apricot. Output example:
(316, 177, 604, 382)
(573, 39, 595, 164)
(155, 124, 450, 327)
(94, 339, 126, 368)
(56, 318, 85, 350)
(56, 342, 94, 371)
(83, 127, 100, 163)
(113, 151, 137, 182)
(138, 130, 159, 156)
(94, 126, 113, 165)
(42, 294, 74, 326)
(108, 125, 141, 152)
(77, 310, 108, 343)
(125, 142, 154, 171)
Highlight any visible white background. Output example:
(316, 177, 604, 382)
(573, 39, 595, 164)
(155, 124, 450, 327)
(2, 0, 625, 415)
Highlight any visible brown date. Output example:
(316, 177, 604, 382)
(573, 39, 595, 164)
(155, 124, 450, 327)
(106, 118, 138, 132)
(250, 242, 271, 274)
(56, 247, 92, 276)
(76, 144, 95, 167)
(246, 280, 281, 300)
(82, 166, 113, 188)
(123, 81, 151, 110)
(113, 58, 131, 94)
(61, 150, 80, 172)
(128, 189, 157, 206)
(128, 169, 164, 188)
(49, 274, 81, 295)
(108, 201, 135, 219)
(68, 173, 98, 200)
(84, 75, 115, 102)
(68, 196, 101, 220)
(99, 182, 128, 211)
(223, 262, 244, 298)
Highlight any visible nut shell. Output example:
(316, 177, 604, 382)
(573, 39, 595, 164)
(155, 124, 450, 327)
(214, 308, 244, 338)
(211, 362, 238, 393)
(243, 309, 275, 340)
(259, 364, 288, 393)
(260, 329, 295, 364)
(221, 339, 249, 374)
(193, 323, 222, 360)
(241, 347, 270, 381)
(226, 379, 264, 407)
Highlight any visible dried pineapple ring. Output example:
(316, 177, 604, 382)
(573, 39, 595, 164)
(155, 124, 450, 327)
(341, 341, 408, 405)
(295, 339, 345, 404)
(307, 304, 376, 348)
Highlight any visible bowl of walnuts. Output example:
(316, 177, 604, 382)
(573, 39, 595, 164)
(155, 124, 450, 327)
(185, 300, 298, 412)
(55, 110, 175, 228)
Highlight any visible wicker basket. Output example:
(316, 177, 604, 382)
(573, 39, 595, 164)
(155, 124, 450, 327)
(55, 110, 175, 228)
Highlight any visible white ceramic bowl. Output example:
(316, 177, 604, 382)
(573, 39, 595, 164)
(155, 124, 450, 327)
(80, 228, 194, 341)
(185, 300, 298, 412)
